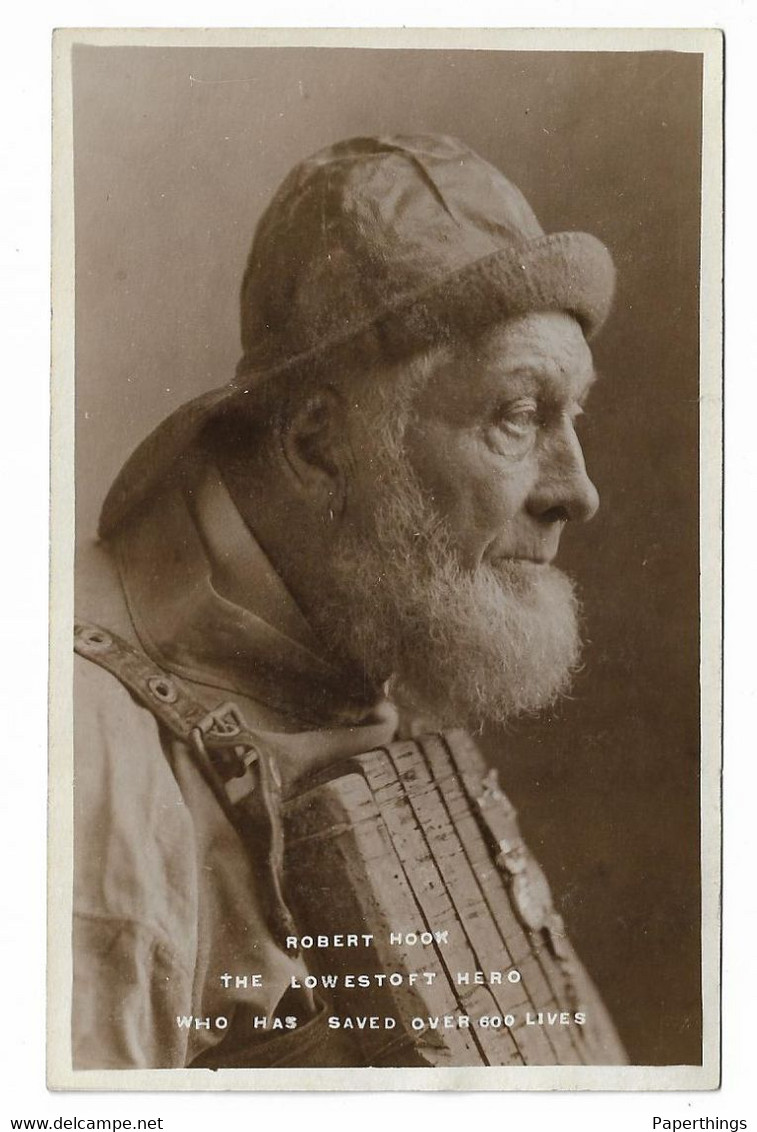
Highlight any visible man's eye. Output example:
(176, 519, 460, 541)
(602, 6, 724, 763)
(496, 401, 539, 437)
(503, 411, 537, 436)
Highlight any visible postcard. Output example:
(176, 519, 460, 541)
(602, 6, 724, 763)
(48, 26, 723, 1091)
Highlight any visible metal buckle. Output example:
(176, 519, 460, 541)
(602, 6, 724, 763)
(198, 701, 247, 744)
(192, 702, 260, 803)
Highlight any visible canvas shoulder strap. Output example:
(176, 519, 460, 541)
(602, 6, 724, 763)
(73, 618, 297, 946)
(75, 620, 223, 747)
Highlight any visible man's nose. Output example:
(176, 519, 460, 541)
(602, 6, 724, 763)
(527, 422, 600, 525)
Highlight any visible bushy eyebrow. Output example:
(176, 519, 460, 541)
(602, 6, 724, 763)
(489, 363, 598, 405)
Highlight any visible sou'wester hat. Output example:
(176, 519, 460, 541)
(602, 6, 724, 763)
(99, 134, 615, 537)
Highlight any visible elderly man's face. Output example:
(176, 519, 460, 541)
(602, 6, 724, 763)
(403, 311, 599, 573)
(315, 310, 601, 727)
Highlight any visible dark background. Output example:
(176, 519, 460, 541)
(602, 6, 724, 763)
(73, 45, 703, 1065)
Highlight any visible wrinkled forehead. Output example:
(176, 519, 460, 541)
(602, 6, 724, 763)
(409, 311, 597, 417)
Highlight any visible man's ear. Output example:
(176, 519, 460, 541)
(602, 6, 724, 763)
(278, 387, 349, 513)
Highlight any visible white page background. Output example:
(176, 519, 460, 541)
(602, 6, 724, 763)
(1, 2, 752, 1129)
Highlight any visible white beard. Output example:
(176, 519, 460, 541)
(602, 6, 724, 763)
(313, 442, 583, 729)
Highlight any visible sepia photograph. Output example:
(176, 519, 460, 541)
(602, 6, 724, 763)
(48, 27, 722, 1089)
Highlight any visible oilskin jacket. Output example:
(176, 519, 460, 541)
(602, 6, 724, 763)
(73, 463, 405, 1069)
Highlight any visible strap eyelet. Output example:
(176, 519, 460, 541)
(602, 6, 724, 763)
(147, 675, 179, 704)
(75, 624, 113, 652)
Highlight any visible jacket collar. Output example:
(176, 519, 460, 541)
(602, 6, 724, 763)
(113, 464, 391, 729)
